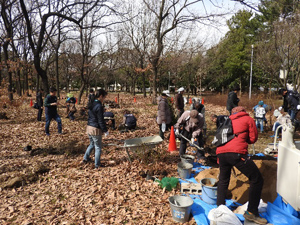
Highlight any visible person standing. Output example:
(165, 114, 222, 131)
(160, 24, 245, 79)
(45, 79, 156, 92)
(175, 87, 185, 119)
(174, 110, 204, 160)
(226, 85, 240, 115)
(210, 114, 229, 128)
(278, 88, 300, 121)
(216, 106, 267, 224)
(87, 88, 95, 108)
(36, 89, 44, 121)
(44, 87, 62, 135)
(254, 101, 266, 133)
(157, 90, 172, 140)
(83, 89, 109, 169)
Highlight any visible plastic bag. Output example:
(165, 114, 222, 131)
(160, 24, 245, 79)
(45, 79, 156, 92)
(208, 205, 242, 225)
(161, 122, 166, 132)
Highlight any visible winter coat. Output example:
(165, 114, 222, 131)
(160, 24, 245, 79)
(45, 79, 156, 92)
(283, 91, 299, 111)
(216, 111, 258, 155)
(175, 93, 184, 110)
(190, 103, 206, 129)
(87, 100, 107, 133)
(174, 111, 204, 138)
(157, 96, 172, 125)
(226, 91, 239, 111)
(44, 94, 58, 116)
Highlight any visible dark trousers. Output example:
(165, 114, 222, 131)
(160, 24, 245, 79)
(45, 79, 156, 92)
(158, 123, 171, 140)
(37, 107, 43, 121)
(217, 153, 264, 216)
(68, 111, 75, 120)
(179, 129, 204, 158)
(45, 114, 62, 134)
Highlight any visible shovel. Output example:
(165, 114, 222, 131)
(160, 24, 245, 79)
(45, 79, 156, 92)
(178, 133, 204, 151)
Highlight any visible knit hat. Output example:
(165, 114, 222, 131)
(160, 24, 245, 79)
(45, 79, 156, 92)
(258, 100, 264, 106)
(189, 110, 199, 124)
(231, 106, 246, 114)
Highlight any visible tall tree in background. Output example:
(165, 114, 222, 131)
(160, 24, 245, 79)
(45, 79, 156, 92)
(19, 0, 104, 94)
(143, 0, 222, 103)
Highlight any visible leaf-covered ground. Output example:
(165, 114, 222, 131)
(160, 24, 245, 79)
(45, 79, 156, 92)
(0, 93, 282, 224)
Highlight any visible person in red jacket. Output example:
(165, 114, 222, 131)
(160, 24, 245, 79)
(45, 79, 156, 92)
(216, 106, 267, 225)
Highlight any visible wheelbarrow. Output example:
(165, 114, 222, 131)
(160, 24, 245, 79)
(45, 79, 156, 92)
(123, 135, 163, 163)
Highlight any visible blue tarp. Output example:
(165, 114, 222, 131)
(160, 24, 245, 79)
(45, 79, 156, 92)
(179, 162, 243, 225)
(179, 153, 300, 224)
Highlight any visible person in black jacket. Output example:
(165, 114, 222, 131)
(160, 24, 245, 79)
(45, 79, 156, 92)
(87, 88, 95, 108)
(36, 89, 44, 121)
(226, 85, 240, 115)
(278, 88, 300, 121)
(83, 89, 108, 169)
(210, 114, 229, 128)
(44, 87, 62, 135)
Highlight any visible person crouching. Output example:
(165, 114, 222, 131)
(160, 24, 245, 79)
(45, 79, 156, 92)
(174, 110, 204, 160)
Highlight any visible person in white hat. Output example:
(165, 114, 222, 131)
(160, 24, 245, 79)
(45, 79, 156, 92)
(175, 87, 185, 119)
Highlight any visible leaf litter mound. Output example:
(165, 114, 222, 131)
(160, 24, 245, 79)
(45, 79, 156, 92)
(0, 93, 277, 224)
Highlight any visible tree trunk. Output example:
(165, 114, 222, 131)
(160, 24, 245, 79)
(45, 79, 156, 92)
(3, 42, 13, 101)
(17, 70, 21, 96)
(78, 82, 85, 104)
(55, 50, 60, 97)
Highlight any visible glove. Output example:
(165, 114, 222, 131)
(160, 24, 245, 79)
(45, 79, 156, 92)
(175, 129, 179, 136)
(297, 105, 300, 110)
(278, 106, 283, 111)
(191, 138, 195, 144)
(104, 131, 109, 137)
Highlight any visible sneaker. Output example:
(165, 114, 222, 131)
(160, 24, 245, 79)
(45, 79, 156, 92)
(95, 164, 105, 169)
(243, 211, 267, 224)
(82, 158, 92, 164)
(46, 133, 50, 136)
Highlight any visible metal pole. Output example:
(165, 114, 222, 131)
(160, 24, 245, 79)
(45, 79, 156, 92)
(168, 71, 170, 91)
(249, 44, 254, 99)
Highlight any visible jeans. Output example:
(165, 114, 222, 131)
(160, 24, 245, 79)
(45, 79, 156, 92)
(217, 153, 264, 216)
(45, 113, 62, 134)
(288, 109, 298, 121)
(37, 107, 43, 121)
(84, 135, 102, 168)
(256, 118, 264, 132)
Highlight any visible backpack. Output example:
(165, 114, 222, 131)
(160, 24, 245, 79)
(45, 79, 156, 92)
(125, 114, 137, 127)
(212, 118, 236, 147)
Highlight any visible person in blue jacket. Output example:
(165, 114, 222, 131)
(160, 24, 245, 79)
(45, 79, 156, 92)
(44, 87, 62, 135)
(83, 89, 109, 169)
(118, 110, 137, 131)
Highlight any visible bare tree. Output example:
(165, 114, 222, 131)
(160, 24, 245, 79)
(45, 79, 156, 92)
(142, 0, 226, 103)
(19, 0, 108, 94)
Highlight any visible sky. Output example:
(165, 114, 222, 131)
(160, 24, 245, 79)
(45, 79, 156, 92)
(195, 0, 261, 47)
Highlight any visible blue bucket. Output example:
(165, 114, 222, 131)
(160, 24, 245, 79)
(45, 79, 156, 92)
(200, 178, 217, 205)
